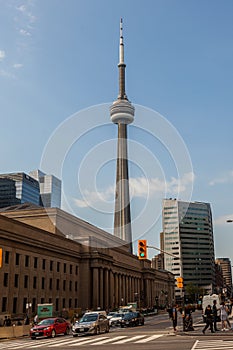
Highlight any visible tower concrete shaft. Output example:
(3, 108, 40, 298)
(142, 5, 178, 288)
(110, 19, 134, 253)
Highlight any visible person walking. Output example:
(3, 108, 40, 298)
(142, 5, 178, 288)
(212, 300, 219, 331)
(202, 304, 214, 334)
(220, 302, 231, 331)
(169, 304, 178, 332)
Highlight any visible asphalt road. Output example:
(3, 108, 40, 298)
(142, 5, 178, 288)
(1, 311, 233, 350)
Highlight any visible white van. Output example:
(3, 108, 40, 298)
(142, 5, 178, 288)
(202, 294, 221, 313)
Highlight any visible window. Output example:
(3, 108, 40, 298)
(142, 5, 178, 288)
(50, 261, 53, 271)
(74, 298, 78, 308)
(16, 253, 20, 266)
(3, 273, 8, 287)
(34, 257, 38, 268)
(69, 281, 72, 292)
(24, 275, 28, 288)
(14, 274, 19, 288)
(64, 263, 66, 273)
(63, 280, 66, 291)
(62, 298, 65, 308)
(75, 281, 78, 292)
(57, 262, 60, 272)
(49, 278, 52, 290)
(33, 276, 37, 289)
(70, 265, 72, 274)
(75, 266, 78, 275)
(41, 277, 45, 289)
(13, 297, 17, 314)
(2, 297, 7, 312)
(56, 279, 59, 290)
(5, 251, 9, 264)
(25, 255, 29, 267)
(23, 298, 27, 313)
(56, 298, 59, 311)
(42, 259, 46, 270)
(69, 299, 72, 308)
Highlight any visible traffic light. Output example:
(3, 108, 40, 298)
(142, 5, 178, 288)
(176, 277, 183, 288)
(138, 240, 147, 259)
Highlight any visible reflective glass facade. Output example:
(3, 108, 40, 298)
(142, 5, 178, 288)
(163, 199, 215, 298)
(0, 173, 40, 208)
(29, 170, 61, 208)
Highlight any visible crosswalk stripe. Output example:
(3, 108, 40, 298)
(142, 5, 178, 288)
(48, 337, 90, 347)
(68, 336, 109, 346)
(92, 336, 127, 345)
(192, 339, 233, 349)
(112, 335, 146, 344)
(135, 334, 163, 343)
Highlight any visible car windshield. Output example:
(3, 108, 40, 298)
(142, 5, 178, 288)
(124, 313, 133, 319)
(38, 319, 54, 325)
(113, 313, 123, 318)
(80, 314, 98, 323)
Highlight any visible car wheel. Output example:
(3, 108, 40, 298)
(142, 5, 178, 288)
(51, 329, 56, 338)
(31, 337, 36, 340)
(105, 325, 110, 333)
(73, 334, 78, 337)
(65, 327, 70, 335)
(141, 320, 144, 325)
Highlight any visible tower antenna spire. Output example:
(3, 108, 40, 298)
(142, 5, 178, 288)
(110, 19, 135, 253)
(118, 18, 127, 100)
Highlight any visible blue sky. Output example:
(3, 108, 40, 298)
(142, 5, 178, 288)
(0, 0, 233, 261)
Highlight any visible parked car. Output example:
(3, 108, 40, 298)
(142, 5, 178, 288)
(120, 311, 144, 327)
(107, 311, 116, 320)
(30, 317, 71, 339)
(109, 313, 124, 327)
(72, 312, 109, 336)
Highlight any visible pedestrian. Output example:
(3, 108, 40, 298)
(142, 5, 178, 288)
(169, 304, 178, 332)
(220, 302, 231, 331)
(33, 314, 39, 325)
(202, 304, 214, 334)
(212, 300, 219, 331)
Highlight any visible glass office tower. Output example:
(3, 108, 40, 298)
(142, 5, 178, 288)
(29, 170, 61, 208)
(162, 199, 215, 300)
(0, 173, 40, 208)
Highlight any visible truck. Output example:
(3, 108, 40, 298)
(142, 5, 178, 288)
(202, 294, 221, 313)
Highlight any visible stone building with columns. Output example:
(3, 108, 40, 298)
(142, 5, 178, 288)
(0, 205, 174, 316)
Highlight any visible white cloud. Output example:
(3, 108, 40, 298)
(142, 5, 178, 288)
(19, 28, 31, 36)
(0, 50, 6, 61)
(73, 172, 195, 208)
(209, 170, 233, 186)
(13, 63, 23, 69)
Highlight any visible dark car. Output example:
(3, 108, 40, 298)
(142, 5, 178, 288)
(72, 312, 109, 336)
(30, 317, 71, 339)
(120, 311, 144, 327)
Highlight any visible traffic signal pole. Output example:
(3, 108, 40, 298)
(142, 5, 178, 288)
(146, 245, 178, 258)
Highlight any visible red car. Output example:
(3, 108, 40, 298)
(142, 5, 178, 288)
(30, 317, 70, 339)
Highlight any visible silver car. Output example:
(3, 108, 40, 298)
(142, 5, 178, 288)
(72, 312, 109, 336)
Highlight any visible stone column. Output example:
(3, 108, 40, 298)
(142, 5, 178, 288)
(92, 268, 99, 309)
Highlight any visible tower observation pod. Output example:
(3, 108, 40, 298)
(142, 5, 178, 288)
(110, 19, 134, 253)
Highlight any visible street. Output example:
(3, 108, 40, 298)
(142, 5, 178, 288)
(1, 311, 233, 350)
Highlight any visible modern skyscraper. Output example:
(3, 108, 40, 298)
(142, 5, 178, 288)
(29, 170, 61, 208)
(215, 258, 232, 298)
(0, 173, 40, 208)
(110, 19, 134, 253)
(162, 199, 215, 299)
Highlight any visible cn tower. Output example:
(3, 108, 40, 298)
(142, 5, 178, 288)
(110, 19, 134, 253)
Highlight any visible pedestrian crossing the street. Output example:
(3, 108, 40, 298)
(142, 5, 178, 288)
(192, 339, 233, 350)
(0, 334, 164, 349)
